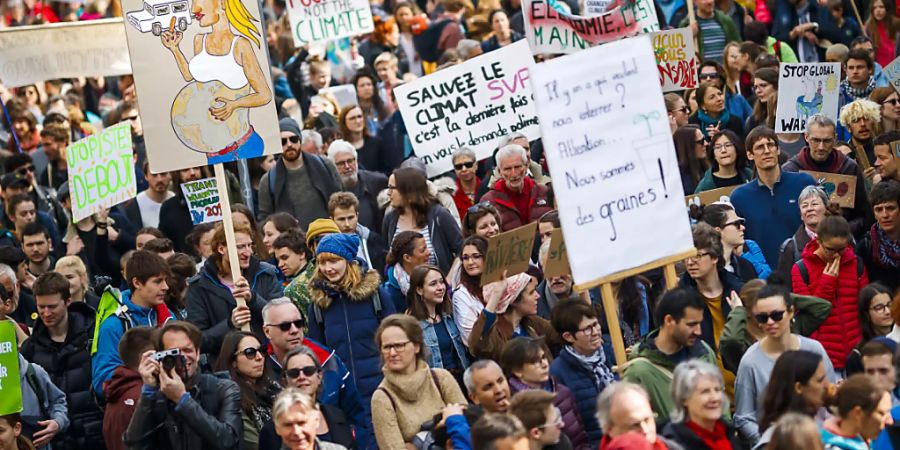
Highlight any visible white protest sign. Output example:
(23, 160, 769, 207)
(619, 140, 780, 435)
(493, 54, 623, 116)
(67, 123, 137, 222)
(286, 0, 374, 46)
(395, 40, 540, 178)
(531, 36, 693, 285)
(885, 56, 900, 93)
(775, 62, 840, 133)
(0, 19, 132, 88)
(180, 178, 223, 225)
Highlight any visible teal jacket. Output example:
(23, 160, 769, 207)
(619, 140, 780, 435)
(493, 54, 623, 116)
(694, 167, 754, 194)
(679, 11, 741, 58)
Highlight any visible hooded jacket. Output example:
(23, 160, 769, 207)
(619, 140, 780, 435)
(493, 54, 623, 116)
(694, 167, 754, 193)
(102, 366, 143, 450)
(20, 301, 103, 450)
(307, 268, 397, 405)
(381, 201, 463, 274)
(480, 177, 553, 232)
(792, 239, 867, 370)
(18, 354, 70, 450)
(509, 376, 590, 450)
(185, 257, 283, 359)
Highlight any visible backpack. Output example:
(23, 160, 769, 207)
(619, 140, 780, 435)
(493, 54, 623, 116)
(773, 40, 784, 62)
(90, 286, 132, 356)
(24, 363, 49, 419)
(311, 289, 382, 328)
(412, 19, 454, 63)
(794, 257, 865, 286)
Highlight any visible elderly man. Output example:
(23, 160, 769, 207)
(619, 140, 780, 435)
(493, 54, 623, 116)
(326, 139, 387, 231)
(301, 129, 324, 155)
(596, 382, 681, 450)
(480, 144, 552, 231)
(464, 360, 512, 413)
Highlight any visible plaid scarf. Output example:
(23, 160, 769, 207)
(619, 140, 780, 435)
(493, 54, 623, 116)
(871, 224, 900, 269)
(840, 77, 876, 101)
(564, 346, 616, 389)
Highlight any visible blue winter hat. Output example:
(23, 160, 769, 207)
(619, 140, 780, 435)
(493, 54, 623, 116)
(316, 233, 360, 262)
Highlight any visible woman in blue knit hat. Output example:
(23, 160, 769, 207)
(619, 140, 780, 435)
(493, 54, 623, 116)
(306, 233, 396, 412)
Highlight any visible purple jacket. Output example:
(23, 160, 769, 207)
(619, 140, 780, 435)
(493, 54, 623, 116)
(509, 376, 589, 450)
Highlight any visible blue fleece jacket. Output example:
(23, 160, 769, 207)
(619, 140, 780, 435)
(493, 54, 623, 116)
(90, 290, 175, 397)
(730, 171, 816, 269)
(740, 240, 772, 279)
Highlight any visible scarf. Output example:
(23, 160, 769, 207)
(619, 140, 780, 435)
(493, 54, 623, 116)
(840, 77, 876, 101)
(393, 263, 411, 295)
(564, 346, 616, 389)
(696, 108, 731, 138)
(685, 420, 732, 450)
(871, 224, 900, 269)
(797, 146, 846, 173)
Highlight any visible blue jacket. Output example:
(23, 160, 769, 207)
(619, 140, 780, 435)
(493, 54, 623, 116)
(307, 268, 397, 408)
(550, 348, 614, 447)
(725, 90, 753, 126)
(741, 240, 772, 280)
(381, 265, 406, 312)
(91, 290, 175, 396)
(420, 314, 470, 370)
(730, 171, 817, 268)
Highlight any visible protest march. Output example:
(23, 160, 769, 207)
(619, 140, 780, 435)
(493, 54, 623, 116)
(3, 0, 900, 448)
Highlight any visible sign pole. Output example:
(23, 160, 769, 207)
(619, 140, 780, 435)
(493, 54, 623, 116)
(213, 163, 250, 332)
(686, 0, 699, 50)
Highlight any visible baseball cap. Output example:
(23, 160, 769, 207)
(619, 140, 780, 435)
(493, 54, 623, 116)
(1, 173, 30, 191)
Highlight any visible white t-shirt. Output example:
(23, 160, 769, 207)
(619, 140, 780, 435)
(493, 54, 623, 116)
(136, 190, 175, 228)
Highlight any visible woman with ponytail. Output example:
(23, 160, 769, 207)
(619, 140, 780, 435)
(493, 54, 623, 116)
(0, 414, 35, 450)
(792, 207, 869, 371)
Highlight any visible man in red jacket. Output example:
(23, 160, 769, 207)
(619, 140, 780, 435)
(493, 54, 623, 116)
(481, 144, 552, 232)
(103, 327, 156, 450)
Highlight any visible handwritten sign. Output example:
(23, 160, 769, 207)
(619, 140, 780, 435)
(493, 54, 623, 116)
(181, 178, 223, 225)
(482, 222, 538, 285)
(0, 321, 22, 415)
(775, 63, 840, 133)
(523, 0, 659, 55)
(67, 123, 136, 222)
(395, 41, 540, 177)
(286, 0, 374, 46)
(650, 28, 698, 92)
(544, 228, 572, 278)
(531, 36, 693, 285)
(800, 171, 857, 208)
(884, 56, 900, 94)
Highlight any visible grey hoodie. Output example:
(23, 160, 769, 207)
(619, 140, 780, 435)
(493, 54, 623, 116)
(18, 354, 69, 450)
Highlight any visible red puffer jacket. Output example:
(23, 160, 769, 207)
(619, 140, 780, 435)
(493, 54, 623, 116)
(791, 240, 868, 370)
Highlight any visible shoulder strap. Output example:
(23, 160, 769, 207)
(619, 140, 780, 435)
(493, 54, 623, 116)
(623, 357, 675, 381)
(372, 290, 382, 319)
(796, 259, 810, 286)
(856, 256, 865, 279)
(430, 369, 445, 403)
(268, 167, 277, 203)
(25, 364, 49, 418)
(377, 386, 398, 411)
(313, 304, 324, 328)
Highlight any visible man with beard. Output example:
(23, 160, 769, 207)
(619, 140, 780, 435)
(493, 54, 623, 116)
(123, 161, 174, 229)
(622, 287, 717, 423)
(258, 118, 342, 229)
(326, 140, 387, 231)
(21, 222, 54, 277)
(857, 180, 900, 291)
(838, 98, 881, 169)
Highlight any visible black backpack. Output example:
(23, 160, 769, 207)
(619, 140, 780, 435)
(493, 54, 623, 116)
(412, 20, 454, 63)
(794, 257, 865, 286)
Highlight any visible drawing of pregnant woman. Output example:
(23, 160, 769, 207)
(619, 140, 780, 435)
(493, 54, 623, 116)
(160, 0, 272, 163)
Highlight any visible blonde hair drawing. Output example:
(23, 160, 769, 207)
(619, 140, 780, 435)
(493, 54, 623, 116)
(225, 0, 261, 47)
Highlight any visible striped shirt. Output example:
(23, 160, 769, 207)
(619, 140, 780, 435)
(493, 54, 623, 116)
(698, 17, 727, 63)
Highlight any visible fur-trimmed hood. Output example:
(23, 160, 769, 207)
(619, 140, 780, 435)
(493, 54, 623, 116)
(310, 267, 382, 309)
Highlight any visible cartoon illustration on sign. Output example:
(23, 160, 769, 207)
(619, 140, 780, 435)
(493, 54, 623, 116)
(126, 0, 272, 164)
(796, 78, 824, 123)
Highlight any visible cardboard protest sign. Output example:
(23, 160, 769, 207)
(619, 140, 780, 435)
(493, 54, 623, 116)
(482, 222, 538, 284)
(650, 28, 698, 92)
(181, 177, 223, 224)
(522, 0, 659, 55)
(801, 171, 857, 208)
(543, 228, 572, 278)
(395, 41, 540, 177)
(893, 140, 900, 158)
(286, 0, 374, 46)
(67, 123, 137, 222)
(531, 36, 693, 285)
(775, 63, 840, 133)
(0, 19, 132, 88)
(684, 185, 740, 208)
(0, 321, 22, 415)
(884, 56, 900, 94)
(121, 0, 281, 173)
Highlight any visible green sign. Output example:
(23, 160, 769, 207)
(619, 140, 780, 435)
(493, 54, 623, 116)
(67, 122, 136, 222)
(0, 320, 22, 415)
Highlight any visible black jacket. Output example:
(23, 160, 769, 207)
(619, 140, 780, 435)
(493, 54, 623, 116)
(257, 403, 356, 450)
(161, 172, 243, 253)
(382, 203, 462, 274)
(856, 229, 900, 293)
(678, 270, 744, 354)
(256, 153, 342, 228)
(350, 170, 388, 233)
(185, 258, 283, 359)
(661, 420, 741, 450)
(20, 301, 104, 450)
(123, 373, 243, 450)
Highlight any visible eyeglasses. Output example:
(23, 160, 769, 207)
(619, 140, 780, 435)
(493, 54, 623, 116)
(714, 142, 735, 151)
(281, 136, 300, 146)
(752, 142, 778, 153)
(15, 165, 35, 176)
(871, 302, 893, 313)
(808, 137, 835, 146)
(884, 99, 900, 106)
(265, 319, 305, 332)
(686, 251, 711, 262)
(819, 242, 846, 253)
(672, 107, 689, 114)
(285, 365, 319, 379)
(753, 83, 770, 91)
(454, 161, 476, 170)
(237, 345, 267, 359)
(699, 73, 720, 80)
(461, 253, 483, 262)
(723, 218, 745, 229)
(122, 114, 140, 122)
(754, 310, 787, 324)
(381, 340, 411, 354)
(335, 157, 356, 167)
(576, 321, 601, 336)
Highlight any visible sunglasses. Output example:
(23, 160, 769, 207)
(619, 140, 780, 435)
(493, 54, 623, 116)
(281, 135, 301, 146)
(266, 319, 305, 332)
(122, 114, 140, 122)
(454, 161, 475, 170)
(238, 345, 267, 359)
(754, 310, 787, 324)
(16, 165, 35, 176)
(723, 218, 745, 229)
(884, 99, 900, 106)
(467, 202, 492, 215)
(285, 365, 319, 379)
(699, 73, 720, 80)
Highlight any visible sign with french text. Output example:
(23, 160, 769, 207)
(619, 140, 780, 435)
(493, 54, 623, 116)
(181, 177, 223, 225)
(286, 0, 374, 46)
(775, 63, 840, 133)
(650, 28, 698, 92)
(543, 228, 572, 278)
(67, 123, 137, 222)
(482, 222, 538, 285)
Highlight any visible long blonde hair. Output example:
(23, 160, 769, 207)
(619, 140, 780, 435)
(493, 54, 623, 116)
(314, 253, 363, 291)
(225, 0, 261, 47)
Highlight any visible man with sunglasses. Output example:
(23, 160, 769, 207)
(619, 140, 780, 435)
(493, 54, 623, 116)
(782, 114, 872, 238)
(326, 139, 387, 232)
(257, 118, 342, 230)
(261, 298, 374, 449)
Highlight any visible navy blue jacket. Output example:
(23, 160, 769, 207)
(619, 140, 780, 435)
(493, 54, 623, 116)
(550, 349, 613, 447)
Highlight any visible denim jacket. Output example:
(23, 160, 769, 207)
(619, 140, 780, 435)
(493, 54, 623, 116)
(420, 314, 470, 370)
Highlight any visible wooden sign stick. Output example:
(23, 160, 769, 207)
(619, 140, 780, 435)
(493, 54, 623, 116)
(214, 163, 250, 332)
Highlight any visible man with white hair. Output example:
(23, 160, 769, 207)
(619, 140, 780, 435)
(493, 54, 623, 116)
(596, 382, 681, 450)
(301, 129, 324, 155)
(480, 143, 552, 231)
(327, 140, 387, 231)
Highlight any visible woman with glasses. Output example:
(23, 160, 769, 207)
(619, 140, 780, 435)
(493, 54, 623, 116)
(870, 87, 900, 133)
(845, 282, 896, 376)
(450, 148, 481, 221)
(733, 283, 835, 444)
(661, 360, 740, 450)
(214, 331, 281, 450)
(701, 202, 770, 281)
(745, 68, 778, 131)
(259, 346, 356, 449)
(382, 230, 432, 312)
(695, 130, 753, 193)
(689, 82, 745, 139)
(453, 236, 489, 346)
(371, 314, 467, 449)
(673, 125, 711, 195)
(777, 186, 830, 277)
(792, 211, 869, 371)
(501, 337, 588, 449)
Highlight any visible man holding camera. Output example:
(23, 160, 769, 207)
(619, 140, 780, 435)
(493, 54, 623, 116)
(124, 321, 242, 450)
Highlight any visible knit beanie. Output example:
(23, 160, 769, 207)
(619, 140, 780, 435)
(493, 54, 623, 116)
(316, 233, 360, 262)
(279, 117, 302, 137)
(305, 219, 341, 246)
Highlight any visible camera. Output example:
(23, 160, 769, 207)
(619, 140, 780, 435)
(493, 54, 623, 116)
(152, 348, 187, 378)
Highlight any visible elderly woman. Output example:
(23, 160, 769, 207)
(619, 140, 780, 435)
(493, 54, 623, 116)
(54, 256, 99, 308)
(661, 360, 740, 450)
(272, 388, 348, 450)
(371, 314, 467, 449)
(450, 147, 481, 221)
(776, 186, 830, 277)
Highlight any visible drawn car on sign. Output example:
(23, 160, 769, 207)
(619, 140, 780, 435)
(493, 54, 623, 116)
(127, 0, 191, 36)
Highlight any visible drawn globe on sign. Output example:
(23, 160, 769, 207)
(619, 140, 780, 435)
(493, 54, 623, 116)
(171, 80, 251, 153)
